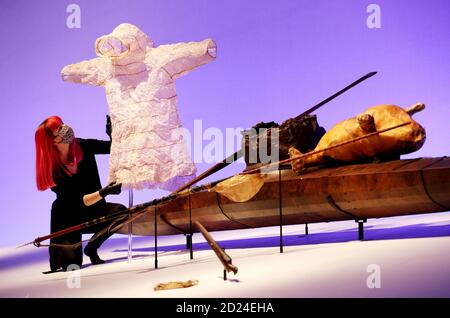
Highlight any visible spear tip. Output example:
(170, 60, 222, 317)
(16, 241, 33, 248)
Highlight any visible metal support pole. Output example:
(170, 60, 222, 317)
(305, 223, 309, 236)
(279, 169, 283, 253)
(154, 206, 158, 269)
(127, 186, 133, 263)
(186, 234, 192, 250)
(356, 219, 367, 241)
(188, 188, 193, 260)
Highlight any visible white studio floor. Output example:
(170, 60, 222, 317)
(1, 211, 450, 298)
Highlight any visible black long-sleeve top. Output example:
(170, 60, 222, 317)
(50, 138, 111, 232)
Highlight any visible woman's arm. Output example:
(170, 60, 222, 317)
(78, 138, 112, 154)
(83, 182, 122, 207)
(83, 191, 102, 206)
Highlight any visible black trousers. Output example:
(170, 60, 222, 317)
(49, 202, 127, 271)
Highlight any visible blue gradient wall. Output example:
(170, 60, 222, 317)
(0, 0, 449, 246)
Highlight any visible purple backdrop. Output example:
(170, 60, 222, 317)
(0, 0, 449, 246)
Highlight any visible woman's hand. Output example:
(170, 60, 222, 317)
(106, 115, 112, 140)
(83, 182, 122, 206)
(99, 182, 122, 198)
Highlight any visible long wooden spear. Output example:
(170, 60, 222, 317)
(18, 178, 229, 248)
(172, 72, 377, 194)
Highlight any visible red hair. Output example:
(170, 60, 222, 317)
(35, 116, 83, 191)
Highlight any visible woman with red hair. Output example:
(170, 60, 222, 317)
(35, 116, 126, 272)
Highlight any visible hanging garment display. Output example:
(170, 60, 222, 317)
(62, 23, 217, 189)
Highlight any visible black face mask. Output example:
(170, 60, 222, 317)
(56, 124, 75, 144)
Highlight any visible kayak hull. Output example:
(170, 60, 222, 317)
(120, 157, 450, 235)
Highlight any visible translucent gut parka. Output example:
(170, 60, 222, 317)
(61, 23, 217, 190)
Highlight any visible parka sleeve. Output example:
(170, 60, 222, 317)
(159, 39, 217, 80)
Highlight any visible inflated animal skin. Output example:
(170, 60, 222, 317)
(288, 103, 426, 173)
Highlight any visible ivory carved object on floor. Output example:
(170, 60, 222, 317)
(288, 103, 426, 173)
(61, 23, 217, 190)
